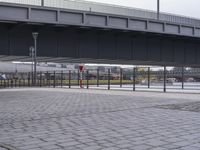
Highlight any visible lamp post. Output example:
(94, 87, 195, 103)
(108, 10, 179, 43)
(32, 32, 38, 86)
(41, 0, 44, 6)
(157, 0, 160, 20)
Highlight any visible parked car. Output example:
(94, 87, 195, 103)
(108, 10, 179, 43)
(0, 74, 6, 80)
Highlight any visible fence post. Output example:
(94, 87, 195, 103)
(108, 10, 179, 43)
(19, 79, 21, 88)
(53, 71, 56, 88)
(108, 69, 111, 90)
(69, 70, 71, 88)
(32, 71, 33, 86)
(97, 69, 99, 87)
(4, 76, 6, 88)
(87, 70, 89, 89)
(148, 67, 150, 88)
(61, 71, 63, 88)
(78, 70, 80, 86)
(133, 68, 136, 91)
(14, 78, 17, 88)
(0, 77, 2, 88)
(40, 72, 42, 87)
(164, 66, 167, 92)
(46, 71, 49, 87)
(182, 66, 184, 90)
(23, 74, 25, 87)
(120, 68, 123, 88)
(28, 72, 30, 87)
(7, 78, 10, 88)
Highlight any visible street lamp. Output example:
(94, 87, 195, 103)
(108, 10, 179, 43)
(157, 0, 160, 20)
(41, 0, 44, 6)
(32, 32, 39, 85)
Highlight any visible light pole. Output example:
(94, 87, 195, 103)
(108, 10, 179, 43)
(32, 32, 39, 85)
(41, 0, 44, 6)
(157, 0, 160, 20)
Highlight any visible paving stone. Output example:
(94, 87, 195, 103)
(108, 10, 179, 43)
(1, 88, 200, 150)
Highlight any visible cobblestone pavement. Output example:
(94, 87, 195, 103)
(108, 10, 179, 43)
(1, 88, 200, 150)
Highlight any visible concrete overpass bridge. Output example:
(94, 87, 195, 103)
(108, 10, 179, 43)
(0, 0, 200, 67)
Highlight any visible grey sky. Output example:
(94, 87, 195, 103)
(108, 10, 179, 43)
(85, 0, 200, 19)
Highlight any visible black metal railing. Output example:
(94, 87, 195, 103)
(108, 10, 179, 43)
(1, 67, 200, 93)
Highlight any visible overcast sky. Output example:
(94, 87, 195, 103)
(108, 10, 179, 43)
(85, 0, 200, 19)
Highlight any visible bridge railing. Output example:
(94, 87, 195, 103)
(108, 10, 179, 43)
(0, 0, 41, 5)
(1, 0, 200, 27)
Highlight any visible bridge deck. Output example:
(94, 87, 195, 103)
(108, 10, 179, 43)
(0, 1, 200, 38)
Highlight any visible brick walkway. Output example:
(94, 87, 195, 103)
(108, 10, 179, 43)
(0, 88, 200, 150)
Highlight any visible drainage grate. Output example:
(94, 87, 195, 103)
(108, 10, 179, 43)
(0, 144, 18, 150)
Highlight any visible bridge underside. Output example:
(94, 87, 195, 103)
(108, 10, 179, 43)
(0, 23, 200, 67)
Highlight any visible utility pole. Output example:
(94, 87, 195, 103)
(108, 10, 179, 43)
(157, 0, 160, 20)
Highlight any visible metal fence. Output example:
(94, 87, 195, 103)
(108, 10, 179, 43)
(1, 0, 200, 27)
(1, 67, 200, 93)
